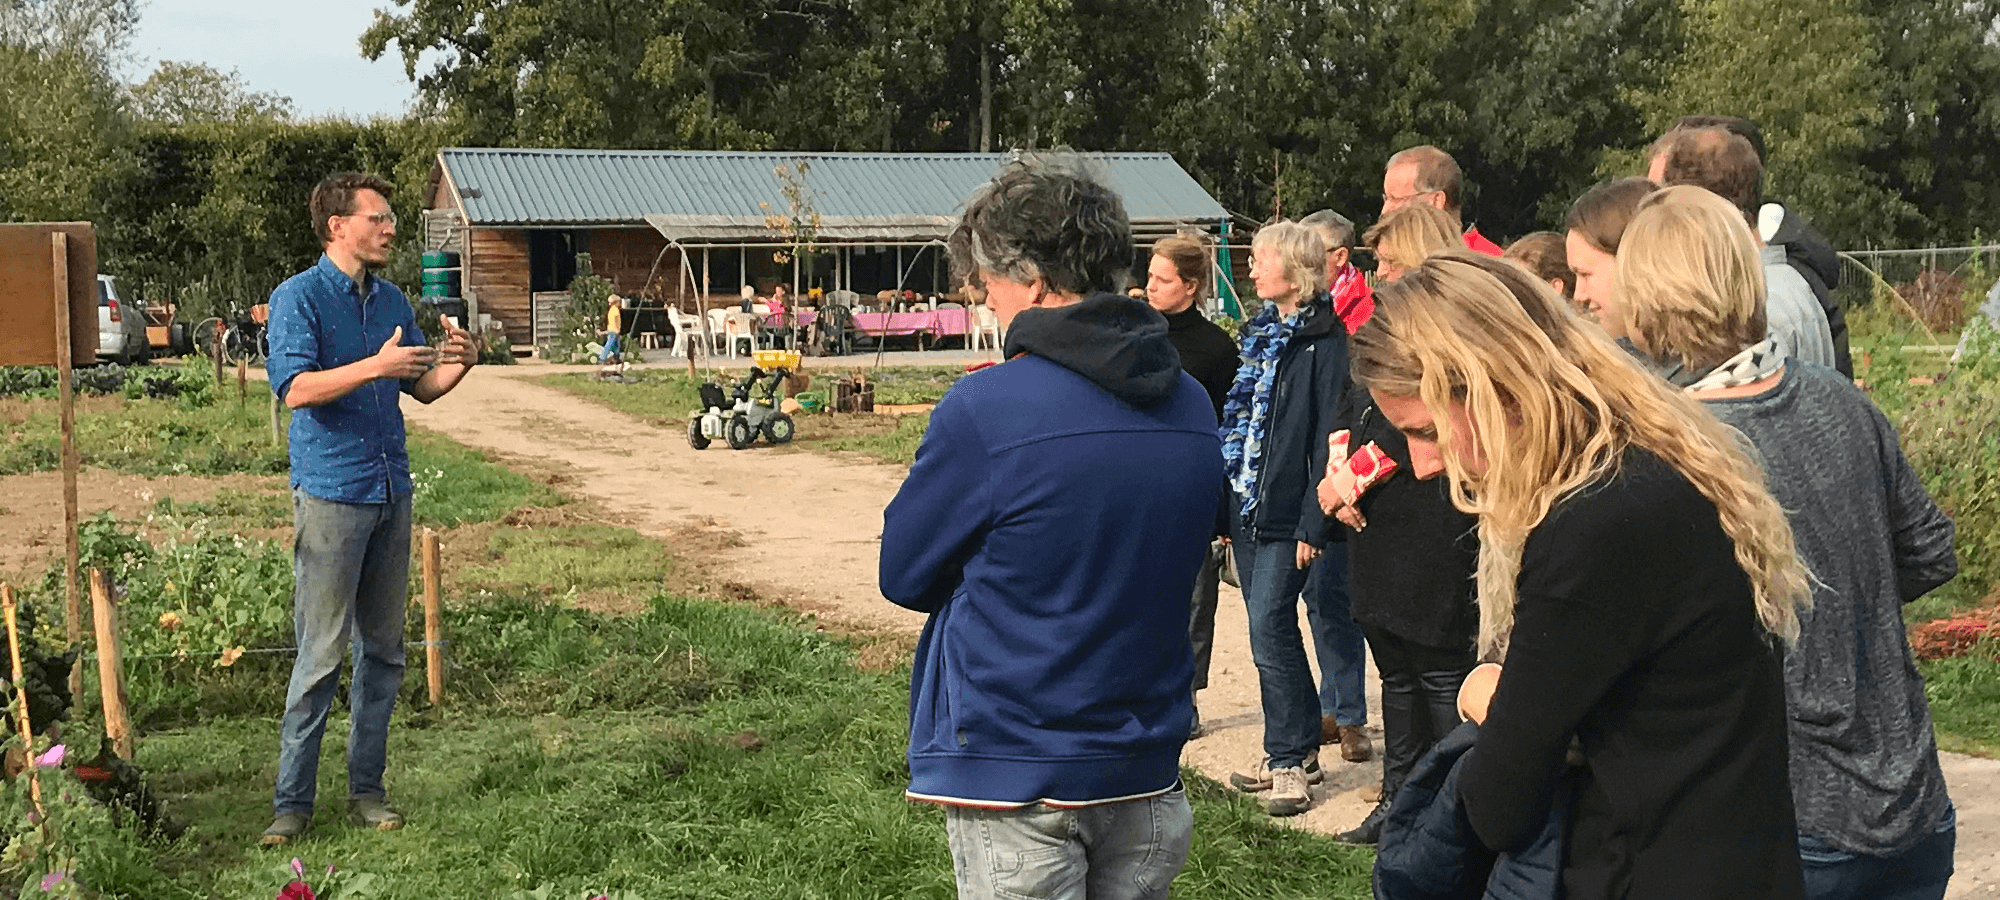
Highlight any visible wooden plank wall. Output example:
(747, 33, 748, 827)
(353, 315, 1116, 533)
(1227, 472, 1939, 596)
(466, 229, 531, 344)
(467, 227, 685, 346)
(590, 229, 682, 300)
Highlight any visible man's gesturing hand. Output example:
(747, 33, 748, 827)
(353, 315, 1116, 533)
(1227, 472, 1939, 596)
(374, 326, 438, 380)
(433, 314, 481, 367)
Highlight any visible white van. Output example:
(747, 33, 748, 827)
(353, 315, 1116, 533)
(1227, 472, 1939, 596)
(97, 274, 148, 364)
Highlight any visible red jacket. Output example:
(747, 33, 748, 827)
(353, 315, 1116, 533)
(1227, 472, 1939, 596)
(1330, 264, 1374, 333)
(1463, 225, 1504, 257)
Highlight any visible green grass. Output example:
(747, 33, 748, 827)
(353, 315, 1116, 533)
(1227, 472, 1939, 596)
(407, 430, 562, 527)
(818, 413, 931, 464)
(56, 538, 1373, 899)
(0, 390, 289, 477)
(457, 522, 676, 609)
(1922, 640, 2000, 758)
(1848, 300, 2000, 624)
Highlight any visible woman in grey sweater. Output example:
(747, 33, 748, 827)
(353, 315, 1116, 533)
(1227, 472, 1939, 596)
(1617, 186, 1960, 900)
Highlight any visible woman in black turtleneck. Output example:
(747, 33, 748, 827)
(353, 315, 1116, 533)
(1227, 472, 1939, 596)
(1147, 235, 1238, 734)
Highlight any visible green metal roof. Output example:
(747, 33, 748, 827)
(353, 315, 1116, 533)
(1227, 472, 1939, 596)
(437, 148, 1226, 237)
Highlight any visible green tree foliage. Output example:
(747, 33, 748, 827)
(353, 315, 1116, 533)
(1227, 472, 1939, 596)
(1629, 0, 1892, 246)
(128, 61, 295, 125)
(0, 0, 136, 225)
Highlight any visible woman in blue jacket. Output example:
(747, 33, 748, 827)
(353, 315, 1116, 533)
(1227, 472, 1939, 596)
(1220, 220, 1369, 817)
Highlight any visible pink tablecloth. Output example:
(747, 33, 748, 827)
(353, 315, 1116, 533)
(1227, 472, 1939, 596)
(789, 307, 969, 338)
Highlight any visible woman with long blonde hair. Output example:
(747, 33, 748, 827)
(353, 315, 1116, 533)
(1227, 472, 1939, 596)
(1618, 186, 1959, 900)
(1350, 251, 1811, 899)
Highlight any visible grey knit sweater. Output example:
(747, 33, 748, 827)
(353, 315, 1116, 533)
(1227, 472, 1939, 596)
(1702, 362, 1957, 856)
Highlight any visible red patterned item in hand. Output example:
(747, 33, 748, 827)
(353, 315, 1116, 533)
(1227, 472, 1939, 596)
(1328, 430, 1398, 504)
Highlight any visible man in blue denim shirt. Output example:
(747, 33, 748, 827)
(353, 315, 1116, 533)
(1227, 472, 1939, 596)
(259, 173, 479, 846)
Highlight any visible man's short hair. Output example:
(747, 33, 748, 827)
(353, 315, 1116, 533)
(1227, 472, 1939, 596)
(1656, 127, 1762, 225)
(948, 158, 1133, 296)
(1671, 115, 1766, 165)
(310, 172, 394, 245)
(1299, 209, 1357, 252)
(1385, 145, 1463, 213)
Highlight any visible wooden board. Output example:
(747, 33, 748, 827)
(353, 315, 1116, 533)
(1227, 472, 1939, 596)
(0, 223, 96, 366)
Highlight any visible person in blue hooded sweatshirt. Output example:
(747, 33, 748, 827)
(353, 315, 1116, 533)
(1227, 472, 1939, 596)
(880, 159, 1223, 900)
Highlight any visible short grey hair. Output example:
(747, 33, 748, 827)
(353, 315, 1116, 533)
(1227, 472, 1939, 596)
(948, 158, 1134, 296)
(1299, 209, 1357, 251)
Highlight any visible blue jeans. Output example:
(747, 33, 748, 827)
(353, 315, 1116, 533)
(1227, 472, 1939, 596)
(601, 332, 622, 362)
(273, 489, 410, 816)
(1232, 537, 1318, 768)
(1799, 809, 1955, 900)
(1304, 545, 1368, 727)
(944, 785, 1192, 900)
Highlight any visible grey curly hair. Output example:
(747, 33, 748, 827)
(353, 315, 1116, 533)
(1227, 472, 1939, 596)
(947, 159, 1134, 297)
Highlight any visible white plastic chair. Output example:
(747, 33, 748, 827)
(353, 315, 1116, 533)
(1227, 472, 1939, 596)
(706, 309, 731, 354)
(724, 311, 758, 357)
(969, 304, 1002, 352)
(667, 311, 706, 358)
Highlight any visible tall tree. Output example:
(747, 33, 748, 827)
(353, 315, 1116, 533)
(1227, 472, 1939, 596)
(129, 62, 295, 125)
(1628, 0, 1893, 246)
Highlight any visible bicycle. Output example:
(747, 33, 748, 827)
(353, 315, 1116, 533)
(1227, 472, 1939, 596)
(193, 305, 270, 366)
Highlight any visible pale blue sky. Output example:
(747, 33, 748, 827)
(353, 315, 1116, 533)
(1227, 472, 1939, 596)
(131, 0, 422, 120)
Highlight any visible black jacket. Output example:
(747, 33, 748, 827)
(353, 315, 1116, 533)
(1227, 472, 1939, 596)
(1767, 202, 1851, 377)
(1344, 395, 1480, 650)
(1231, 292, 1351, 547)
(1164, 305, 1238, 423)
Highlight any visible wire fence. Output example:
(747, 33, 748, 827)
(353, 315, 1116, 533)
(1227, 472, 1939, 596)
(1835, 245, 2000, 336)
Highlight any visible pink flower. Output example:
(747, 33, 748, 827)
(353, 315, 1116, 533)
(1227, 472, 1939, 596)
(39, 871, 68, 891)
(33, 745, 63, 768)
(277, 880, 316, 900)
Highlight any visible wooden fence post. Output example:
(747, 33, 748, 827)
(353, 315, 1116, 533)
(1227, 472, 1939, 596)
(421, 529, 444, 707)
(236, 356, 247, 400)
(51, 233, 82, 702)
(2, 586, 43, 816)
(89, 569, 132, 759)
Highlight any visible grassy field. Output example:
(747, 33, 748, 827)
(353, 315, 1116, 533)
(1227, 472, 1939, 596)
(0, 379, 1374, 899)
(539, 367, 964, 465)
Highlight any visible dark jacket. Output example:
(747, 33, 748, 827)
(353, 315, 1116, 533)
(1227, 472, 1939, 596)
(1374, 721, 1563, 900)
(1766, 202, 1851, 377)
(1232, 292, 1351, 547)
(1344, 395, 1480, 650)
(1164, 304, 1238, 422)
(1459, 450, 1805, 900)
(881, 293, 1222, 805)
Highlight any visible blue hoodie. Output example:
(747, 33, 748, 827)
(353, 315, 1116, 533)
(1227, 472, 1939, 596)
(880, 293, 1223, 806)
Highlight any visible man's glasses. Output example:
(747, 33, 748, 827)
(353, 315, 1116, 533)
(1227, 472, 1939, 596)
(349, 210, 397, 227)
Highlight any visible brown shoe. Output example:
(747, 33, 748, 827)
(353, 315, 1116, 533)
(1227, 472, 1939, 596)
(1338, 724, 1373, 763)
(1320, 715, 1339, 745)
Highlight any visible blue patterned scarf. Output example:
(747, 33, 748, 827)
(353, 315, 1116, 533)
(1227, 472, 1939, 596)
(1219, 297, 1314, 520)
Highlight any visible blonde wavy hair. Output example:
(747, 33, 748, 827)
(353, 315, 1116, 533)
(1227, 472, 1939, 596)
(1364, 204, 1462, 272)
(1618, 186, 1769, 372)
(1350, 252, 1810, 659)
(1251, 221, 1327, 305)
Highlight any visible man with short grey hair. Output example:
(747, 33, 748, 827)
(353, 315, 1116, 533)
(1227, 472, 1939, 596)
(881, 160, 1222, 899)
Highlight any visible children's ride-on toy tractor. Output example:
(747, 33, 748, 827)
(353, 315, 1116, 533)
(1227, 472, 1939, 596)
(687, 366, 797, 450)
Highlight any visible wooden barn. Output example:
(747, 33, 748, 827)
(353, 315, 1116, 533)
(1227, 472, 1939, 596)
(422, 149, 1232, 347)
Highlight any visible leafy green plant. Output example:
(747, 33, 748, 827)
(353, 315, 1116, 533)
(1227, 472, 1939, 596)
(539, 254, 620, 365)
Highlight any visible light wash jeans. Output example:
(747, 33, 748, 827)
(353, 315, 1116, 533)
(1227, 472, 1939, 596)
(944, 785, 1192, 900)
(273, 489, 410, 816)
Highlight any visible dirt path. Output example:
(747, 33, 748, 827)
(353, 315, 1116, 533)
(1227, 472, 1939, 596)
(407, 366, 1998, 896)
